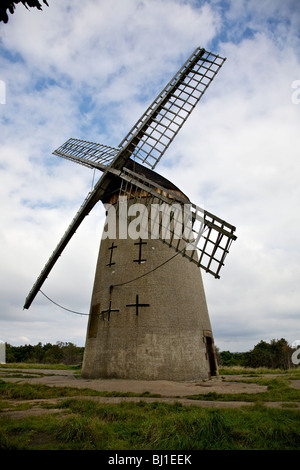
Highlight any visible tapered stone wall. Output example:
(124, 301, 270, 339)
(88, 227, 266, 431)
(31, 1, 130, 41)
(82, 165, 218, 381)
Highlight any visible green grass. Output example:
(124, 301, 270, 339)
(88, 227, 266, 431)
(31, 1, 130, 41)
(188, 376, 300, 403)
(1, 399, 299, 450)
(0, 363, 80, 370)
(219, 366, 300, 376)
(0, 379, 162, 400)
(1, 365, 300, 450)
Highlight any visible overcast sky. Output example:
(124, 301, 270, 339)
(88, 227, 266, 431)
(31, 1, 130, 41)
(0, 0, 300, 352)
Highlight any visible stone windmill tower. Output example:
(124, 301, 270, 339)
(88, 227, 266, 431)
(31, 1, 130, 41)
(24, 47, 237, 381)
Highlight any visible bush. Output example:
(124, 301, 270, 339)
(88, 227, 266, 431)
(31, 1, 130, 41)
(5, 342, 84, 365)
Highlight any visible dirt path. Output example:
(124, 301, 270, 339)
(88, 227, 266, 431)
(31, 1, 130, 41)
(0, 367, 267, 395)
(1, 367, 300, 418)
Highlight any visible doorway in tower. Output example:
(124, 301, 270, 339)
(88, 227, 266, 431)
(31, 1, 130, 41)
(204, 333, 217, 377)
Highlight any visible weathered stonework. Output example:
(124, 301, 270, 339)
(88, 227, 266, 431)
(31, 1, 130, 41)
(81, 167, 218, 381)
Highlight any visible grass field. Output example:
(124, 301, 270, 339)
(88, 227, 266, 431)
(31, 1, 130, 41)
(0, 365, 300, 450)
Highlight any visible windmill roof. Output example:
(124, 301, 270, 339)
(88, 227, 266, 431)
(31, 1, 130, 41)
(125, 159, 189, 200)
(102, 158, 189, 203)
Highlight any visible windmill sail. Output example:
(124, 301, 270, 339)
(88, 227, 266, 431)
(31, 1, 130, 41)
(23, 176, 109, 310)
(119, 48, 226, 169)
(117, 168, 237, 278)
(24, 47, 230, 310)
(53, 48, 226, 173)
(53, 138, 119, 171)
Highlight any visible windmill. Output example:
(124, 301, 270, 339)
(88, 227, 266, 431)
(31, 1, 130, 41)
(24, 47, 237, 380)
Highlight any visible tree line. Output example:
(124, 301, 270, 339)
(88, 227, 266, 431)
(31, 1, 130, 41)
(217, 338, 298, 370)
(5, 342, 84, 365)
(3, 338, 299, 369)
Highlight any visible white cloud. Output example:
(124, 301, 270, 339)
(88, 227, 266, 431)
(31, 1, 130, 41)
(159, 10, 300, 351)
